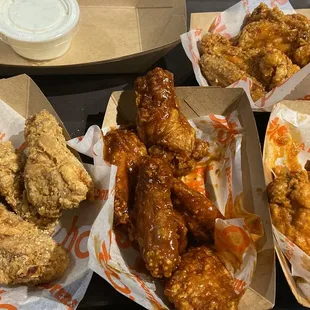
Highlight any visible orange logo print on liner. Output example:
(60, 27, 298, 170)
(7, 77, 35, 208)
(0, 290, 17, 310)
(0, 132, 5, 141)
(210, 114, 239, 144)
(40, 284, 78, 310)
(61, 216, 90, 259)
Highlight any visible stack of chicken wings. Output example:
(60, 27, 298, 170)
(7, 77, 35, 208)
(199, 3, 310, 101)
(0, 110, 93, 286)
(103, 67, 240, 310)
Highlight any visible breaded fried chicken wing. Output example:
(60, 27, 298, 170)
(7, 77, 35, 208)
(0, 141, 56, 230)
(0, 204, 69, 285)
(24, 110, 93, 219)
(164, 246, 239, 310)
(135, 68, 208, 176)
(104, 128, 147, 226)
(133, 156, 180, 278)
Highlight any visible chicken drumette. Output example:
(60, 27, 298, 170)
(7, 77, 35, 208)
(24, 110, 93, 219)
(104, 128, 147, 226)
(135, 67, 208, 176)
(172, 179, 223, 242)
(0, 204, 69, 285)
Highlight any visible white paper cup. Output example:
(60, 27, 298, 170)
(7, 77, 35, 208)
(0, 0, 80, 61)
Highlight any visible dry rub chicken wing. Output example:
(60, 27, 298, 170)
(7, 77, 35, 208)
(267, 166, 310, 255)
(104, 128, 147, 226)
(135, 67, 208, 176)
(24, 110, 93, 219)
(0, 141, 56, 230)
(172, 179, 223, 242)
(133, 156, 180, 278)
(0, 204, 69, 285)
(164, 246, 239, 310)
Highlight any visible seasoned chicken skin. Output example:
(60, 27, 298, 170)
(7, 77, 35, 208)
(104, 128, 147, 226)
(172, 179, 223, 242)
(133, 156, 180, 278)
(267, 166, 310, 255)
(0, 141, 24, 208)
(0, 204, 69, 285)
(199, 33, 299, 100)
(238, 3, 310, 67)
(0, 141, 56, 230)
(135, 67, 208, 176)
(24, 110, 93, 219)
(164, 246, 239, 310)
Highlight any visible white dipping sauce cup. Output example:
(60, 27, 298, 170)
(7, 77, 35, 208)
(0, 0, 80, 61)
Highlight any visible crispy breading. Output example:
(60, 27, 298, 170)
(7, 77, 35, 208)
(0, 204, 69, 285)
(0, 141, 56, 230)
(164, 246, 239, 310)
(24, 110, 93, 218)
(133, 156, 180, 278)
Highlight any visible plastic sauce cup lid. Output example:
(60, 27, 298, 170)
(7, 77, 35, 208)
(0, 0, 79, 43)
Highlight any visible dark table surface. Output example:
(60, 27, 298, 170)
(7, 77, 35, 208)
(2, 0, 310, 309)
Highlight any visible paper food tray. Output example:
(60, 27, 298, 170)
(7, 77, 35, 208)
(263, 99, 310, 308)
(0, 0, 186, 75)
(101, 87, 275, 310)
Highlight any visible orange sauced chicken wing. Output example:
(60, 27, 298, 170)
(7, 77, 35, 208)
(133, 156, 180, 278)
(24, 110, 93, 219)
(135, 67, 208, 176)
(268, 165, 310, 255)
(0, 204, 69, 285)
(104, 128, 147, 226)
(172, 179, 223, 242)
(164, 246, 239, 310)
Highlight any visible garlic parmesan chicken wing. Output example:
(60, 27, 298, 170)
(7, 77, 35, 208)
(238, 3, 310, 67)
(172, 179, 223, 242)
(0, 204, 69, 285)
(133, 156, 180, 278)
(164, 246, 239, 310)
(0, 141, 56, 230)
(267, 166, 310, 255)
(135, 67, 208, 176)
(104, 128, 147, 226)
(24, 110, 93, 219)
(199, 33, 299, 100)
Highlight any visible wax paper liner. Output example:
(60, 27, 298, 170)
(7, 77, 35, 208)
(180, 0, 310, 112)
(68, 110, 262, 309)
(264, 102, 310, 300)
(0, 100, 110, 310)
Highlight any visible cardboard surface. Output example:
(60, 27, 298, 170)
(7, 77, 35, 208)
(103, 87, 275, 309)
(263, 100, 310, 308)
(190, 8, 310, 30)
(0, 0, 186, 75)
